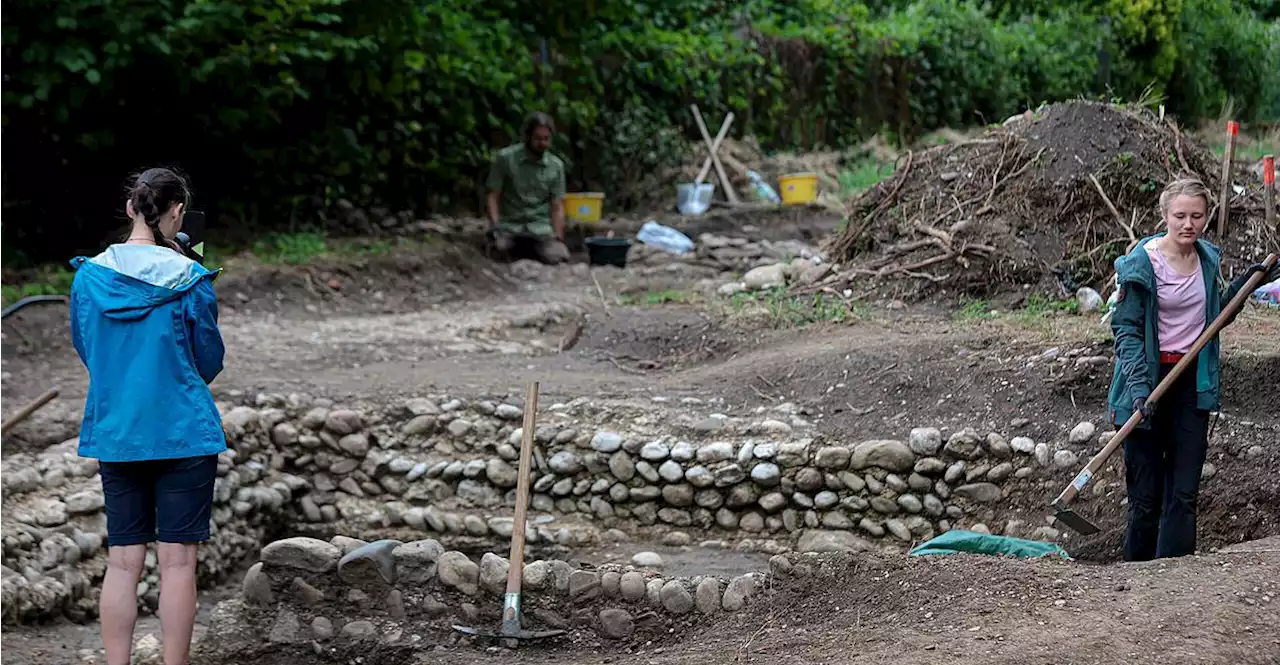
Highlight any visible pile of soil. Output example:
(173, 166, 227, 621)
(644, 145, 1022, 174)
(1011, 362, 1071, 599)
(821, 101, 1280, 302)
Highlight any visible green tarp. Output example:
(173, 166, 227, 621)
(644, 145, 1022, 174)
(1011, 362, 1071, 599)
(908, 530, 1071, 560)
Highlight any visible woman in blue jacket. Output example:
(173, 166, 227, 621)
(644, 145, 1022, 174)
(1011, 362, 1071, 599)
(70, 168, 225, 665)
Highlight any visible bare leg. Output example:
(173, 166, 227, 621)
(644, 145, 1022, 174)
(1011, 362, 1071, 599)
(101, 545, 148, 665)
(158, 542, 200, 665)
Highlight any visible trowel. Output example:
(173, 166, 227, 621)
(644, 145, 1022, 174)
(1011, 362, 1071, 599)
(453, 380, 566, 646)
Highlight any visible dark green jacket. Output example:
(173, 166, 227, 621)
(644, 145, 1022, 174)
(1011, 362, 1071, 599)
(1107, 234, 1249, 427)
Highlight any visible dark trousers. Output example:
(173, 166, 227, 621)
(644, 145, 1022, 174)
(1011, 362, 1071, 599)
(1122, 363, 1209, 561)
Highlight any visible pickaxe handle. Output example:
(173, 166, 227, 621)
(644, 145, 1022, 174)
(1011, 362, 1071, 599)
(501, 380, 539, 635)
(1052, 253, 1277, 509)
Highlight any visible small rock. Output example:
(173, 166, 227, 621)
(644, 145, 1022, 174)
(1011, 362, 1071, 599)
(1011, 436, 1036, 454)
(598, 608, 635, 639)
(620, 572, 647, 601)
(495, 404, 523, 421)
(850, 439, 914, 471)
(796, 530, 872, 553)
(1069, 422, 1097, 446)
(631, 552, 664, 569)
(242, 562, 274, 606)
(908, 427, 943, 456)
(660, 580, 695, 614)
(953, 483, 1003, 503)
(588, 432, 624, 452)
(436, 551, 479, 595)
(639, 440, 671, 461)
(943, 429, 983, 460)
(479, 553, 510, 595)
(340, 620, 377, 640)
(695, 578, 722, 614)
(742, 264, 788, 290)
(1053, 449, 1079, 469)
(549, 451, 584, 474)
(323, 410, 362, 435)
(750, 463, 781, 486)
(485, 458, 518, 488)
(722, 574, 756, 611)
(261, 538, 341, 573)
(311, 617, 334, 641)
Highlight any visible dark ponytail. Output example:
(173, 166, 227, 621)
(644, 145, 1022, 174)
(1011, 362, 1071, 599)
(127, 167, 191, 252)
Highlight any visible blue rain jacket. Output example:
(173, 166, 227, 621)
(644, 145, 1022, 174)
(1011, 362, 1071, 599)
(69, 244, 227, 462)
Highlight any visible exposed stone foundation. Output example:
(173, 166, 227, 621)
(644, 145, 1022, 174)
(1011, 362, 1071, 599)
(2, 390, 1100, 625)
(196, 534, 763, 656)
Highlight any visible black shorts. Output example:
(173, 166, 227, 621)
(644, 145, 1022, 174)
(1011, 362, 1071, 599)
(99, 455, 219, 547)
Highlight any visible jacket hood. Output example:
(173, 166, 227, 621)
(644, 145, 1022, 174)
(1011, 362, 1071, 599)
(1114, 233, 1221, 288)
(70, 244, 216, 321)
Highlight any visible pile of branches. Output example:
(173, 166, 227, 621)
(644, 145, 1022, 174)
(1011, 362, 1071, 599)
(809, 101, 1273, 302)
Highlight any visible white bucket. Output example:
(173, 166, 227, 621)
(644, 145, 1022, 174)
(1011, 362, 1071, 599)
(677, 182, 715, 216)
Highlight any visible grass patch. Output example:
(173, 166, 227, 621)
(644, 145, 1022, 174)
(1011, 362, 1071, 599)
(618, 289, 695, 307)
(222, 232, 418, 267)
(839, 157, 896, 197)
(727, 287, 866, 328)
(952, 294, 1084, 331)
(1, 265, 76, 307)
(954, 299, 995, 322)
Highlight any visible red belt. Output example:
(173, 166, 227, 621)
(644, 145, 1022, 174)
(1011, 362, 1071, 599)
(1160, 351, 1185, 364)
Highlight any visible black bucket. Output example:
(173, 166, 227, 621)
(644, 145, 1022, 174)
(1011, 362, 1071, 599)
(585, 237, 632, 268)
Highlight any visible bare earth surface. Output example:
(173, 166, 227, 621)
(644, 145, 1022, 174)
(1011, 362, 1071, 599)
(3, 232, 1279, 665)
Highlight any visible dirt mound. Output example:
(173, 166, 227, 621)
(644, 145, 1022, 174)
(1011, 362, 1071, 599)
(821, 101, 1280, 302)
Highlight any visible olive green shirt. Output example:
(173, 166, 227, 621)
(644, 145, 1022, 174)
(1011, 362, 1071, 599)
(486, 143, 565, 236)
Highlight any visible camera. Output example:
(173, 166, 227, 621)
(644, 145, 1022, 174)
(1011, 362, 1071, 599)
(176, 210, 207, 263)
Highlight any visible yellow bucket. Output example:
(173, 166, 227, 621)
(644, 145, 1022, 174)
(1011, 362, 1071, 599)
(778, 172, 819, 205)
(564, 192, 605, 223)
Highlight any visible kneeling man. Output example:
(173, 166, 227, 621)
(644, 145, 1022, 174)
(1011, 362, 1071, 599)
(485, 112, 570, 264)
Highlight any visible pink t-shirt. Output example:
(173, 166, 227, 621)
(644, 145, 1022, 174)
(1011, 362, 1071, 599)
(1145, 244, 1206, 353)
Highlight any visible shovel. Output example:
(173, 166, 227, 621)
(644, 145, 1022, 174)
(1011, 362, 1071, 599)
(1051, 253, 1278, 535)
(453, 380, 565, 646)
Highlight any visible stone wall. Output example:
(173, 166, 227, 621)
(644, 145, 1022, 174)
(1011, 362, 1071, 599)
(234, 393, 1074, 547)
(1, 437, 291, 623)
(1, 389, 1095, 624)
(197, 534, 763, 656)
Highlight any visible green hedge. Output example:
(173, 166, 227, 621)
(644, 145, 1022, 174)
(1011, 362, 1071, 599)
(2, 0, 1277, 263)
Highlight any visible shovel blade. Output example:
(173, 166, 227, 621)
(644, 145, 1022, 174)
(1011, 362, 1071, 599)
(1053, 507, 1100, 535)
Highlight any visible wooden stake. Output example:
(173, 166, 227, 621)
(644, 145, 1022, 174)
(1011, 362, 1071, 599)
(695, 112, 735, 186)
(1, 388, 59, 438)
(691, 104, 740, 204)
(1265, 155, 1276, 235)
(1217, 120, 1238, 241)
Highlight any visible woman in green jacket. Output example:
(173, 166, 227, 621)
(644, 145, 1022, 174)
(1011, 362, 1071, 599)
(1107, 176, 1277, 561)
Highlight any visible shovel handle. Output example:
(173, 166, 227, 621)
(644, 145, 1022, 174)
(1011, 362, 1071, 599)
(1, 387, 59, 437)
(505, 381, 539, 597)
(1053, 253, 1277, 508)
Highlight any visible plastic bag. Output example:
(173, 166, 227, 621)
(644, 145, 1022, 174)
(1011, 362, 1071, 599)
(1254, 277, 1280, 307)
(1076, 287, 1103, 313)
(636, 221, 695, 255)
